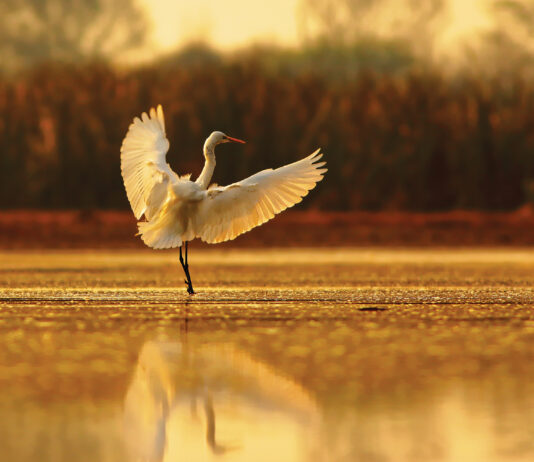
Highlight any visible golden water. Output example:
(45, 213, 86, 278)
(1, 248, 534, 461)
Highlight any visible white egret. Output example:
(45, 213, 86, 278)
(120, 105, 327, 294)
(123, 339, 319, 461)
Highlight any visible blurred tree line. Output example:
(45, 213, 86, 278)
(2, 60, 534, 211)
(0, 0, 147, 69)
(1, 0, 534, 211)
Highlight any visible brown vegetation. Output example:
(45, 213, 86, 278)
(2, 209, 534, 249)
(1, 62, 534, 212)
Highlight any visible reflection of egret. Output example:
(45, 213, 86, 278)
(120, 106, 327, 294)
(123, 340, 319, 462)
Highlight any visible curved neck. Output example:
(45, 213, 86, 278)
(195, 143, 216, 190)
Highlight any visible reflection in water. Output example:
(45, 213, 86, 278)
(122, 334, 534, 462)
(5, 249, 534, 462)
(123, 339, 319, 462)
(2, 326, 534, 462)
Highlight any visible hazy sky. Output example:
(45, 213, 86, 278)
(139, 0, 493, 55)
(141, 0, 300, 52)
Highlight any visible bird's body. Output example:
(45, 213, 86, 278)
(120, 105, 326, 293)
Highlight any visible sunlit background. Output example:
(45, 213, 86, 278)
(3, 3, 534, 462)
(1, 0, 534, 213)
(137, 0, 492, 60)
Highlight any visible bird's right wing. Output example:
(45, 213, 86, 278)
(194, 150, 327, 244)
(120, 105, 177, 220)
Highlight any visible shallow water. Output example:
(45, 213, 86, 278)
(1, 248, 534, 462)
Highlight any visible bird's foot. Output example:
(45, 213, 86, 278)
(184, 279, 195, 295)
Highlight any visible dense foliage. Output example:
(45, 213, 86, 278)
(1, 61, 533, 211)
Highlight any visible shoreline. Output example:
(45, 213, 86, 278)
(2, 208, 534, 249)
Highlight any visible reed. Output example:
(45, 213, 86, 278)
(1, 61, 533, 211)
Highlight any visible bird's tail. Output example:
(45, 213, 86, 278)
(137, 214, 183, 249)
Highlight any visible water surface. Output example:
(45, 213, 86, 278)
(1, 248, 534, 461)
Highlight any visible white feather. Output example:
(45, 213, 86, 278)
(120, 106, 327, 250)
(193, 150, 327, 244)
(120, 105, 176, 220)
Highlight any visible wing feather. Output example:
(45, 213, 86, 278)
(194, 149, 327, 244)
(120, 105, 176, 220)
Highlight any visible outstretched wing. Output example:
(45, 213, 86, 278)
(120, 105, 177, 220)
(194, 150, 327, 244)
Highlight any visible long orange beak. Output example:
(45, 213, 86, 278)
(226, 136, 246, 144)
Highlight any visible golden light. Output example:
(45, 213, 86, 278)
(139, 0, 300, 53)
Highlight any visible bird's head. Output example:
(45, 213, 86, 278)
(205, 131, 246, 151)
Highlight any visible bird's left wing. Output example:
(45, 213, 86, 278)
(194, 150, 326, 244)
(120, 105, 177, 220)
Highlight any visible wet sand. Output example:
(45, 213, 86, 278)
(1, 248, 534, 462)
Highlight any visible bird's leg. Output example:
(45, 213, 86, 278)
(179, 243, 195, 295)
(179, 244, 186, 283)
(185, 241, 189, 266)
(185, 242, 195, 294)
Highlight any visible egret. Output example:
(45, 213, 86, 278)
(123, 339, 319, 460)
(120, 105, 327, 294)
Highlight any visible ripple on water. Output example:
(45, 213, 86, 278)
(1, 248, 534, 462)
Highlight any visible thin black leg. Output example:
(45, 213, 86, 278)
(179, 243, 195, 295)
(185, 241, 189, 266)
(184, 242, 194, 294)
(179, 245, 186, 284)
